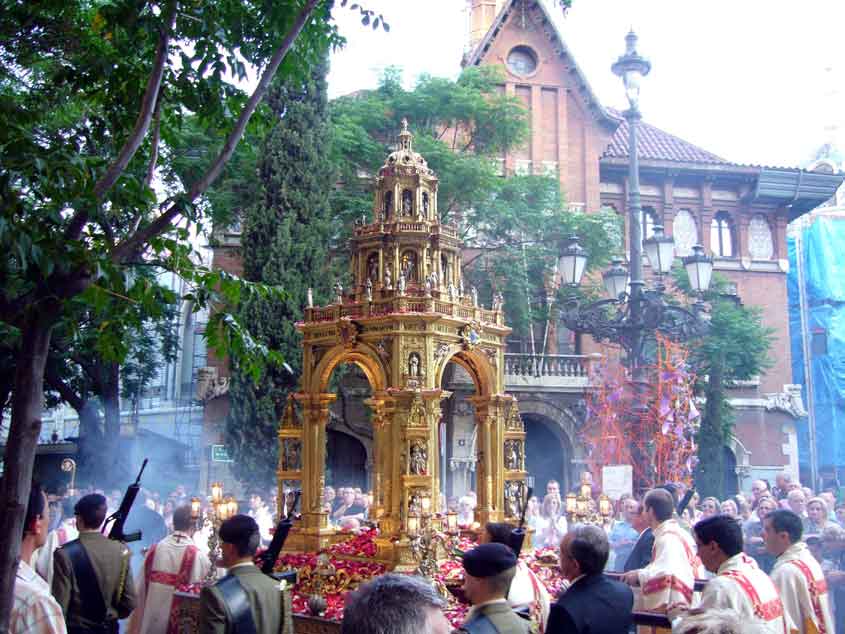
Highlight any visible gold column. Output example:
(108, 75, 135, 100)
(294, 392, 336, 551)
(468, 394, 509, 524)
(387, 389, 451, 536)
(363, 393, 393, 527)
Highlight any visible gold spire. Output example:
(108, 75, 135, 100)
(398, 117, 413, 152)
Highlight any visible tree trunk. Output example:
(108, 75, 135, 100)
(76, 400, 104, 488)
(695, 360, 726, 499)
(0, 315, 55, 633)
(100, 361, 124, 486)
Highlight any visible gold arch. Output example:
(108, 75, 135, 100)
(435, 347, 495, 397)
(310, 343, 388, 395)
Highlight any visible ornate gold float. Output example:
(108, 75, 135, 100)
(279, 120, 526, 565)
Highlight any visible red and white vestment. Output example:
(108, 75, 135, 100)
(696, 552, 789, 634)
(127, 531, 212, 634)
(771, 542, 834, 634)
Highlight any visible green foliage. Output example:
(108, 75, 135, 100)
(329, 67, 621, 342)
(672, 269, 775, 497)
(329, 66, 527, 239)
(226, 60, 335, 489)
(464, 176, 622, 339)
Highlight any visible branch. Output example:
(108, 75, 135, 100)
(63, 1, 176, 240)
(110, 0, 322, 263)
(143, 95, 163, 189)
(44, 365, 85, 412)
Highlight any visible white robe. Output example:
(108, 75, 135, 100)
(771, 542, 834, 634)
(695, 552, 789, 634)
(507, 560, 551, 633)
(636, 519, 702, 617)
(34, 519, 78, 587)
(249, 506, 274, 544)
(127, 531, 212, 634)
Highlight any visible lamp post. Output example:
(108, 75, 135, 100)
(557, 32, 713, 453)
(558, 32, 712, 361)
(612, 29, 651, 388)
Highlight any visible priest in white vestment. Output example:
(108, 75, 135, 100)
(688, 514, 789, 634)
(764, 509, 834, 634)
(622, 489, 702, 630)
(127, 505, 212, 634)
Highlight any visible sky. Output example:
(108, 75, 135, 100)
(327, 0, 845, 169)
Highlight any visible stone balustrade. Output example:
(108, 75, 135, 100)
(503, 353, 598, 391)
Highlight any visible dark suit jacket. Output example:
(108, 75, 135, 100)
(546, 574, 633, 634)
(199, 563, 283, 634)
(623, 528, 654, 572)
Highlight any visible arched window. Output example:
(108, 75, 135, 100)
(748, 214, 774, 260)
(673, 209, 698, 257)
(711, 212, 734, 257)
(641, 206, 657, 240)
(383, 190, 392, 216)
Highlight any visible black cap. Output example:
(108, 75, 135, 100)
(462, 542, 517, 578)
(218, 514, 259, 544)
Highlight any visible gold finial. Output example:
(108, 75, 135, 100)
(398, 117, 412, 151)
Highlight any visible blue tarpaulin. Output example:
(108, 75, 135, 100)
(788, 215, 845, 472)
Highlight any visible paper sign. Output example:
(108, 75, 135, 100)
(602, 465, 632, 499)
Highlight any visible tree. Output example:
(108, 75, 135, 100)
(226, 61, 335, 489)
(0, 1, 373, 626)
(329, 67, 621, 343)
(41, 267, 180, 486)
(673, 271, 775, 498)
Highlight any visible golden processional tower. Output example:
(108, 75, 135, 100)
(279, 120, 526, 561)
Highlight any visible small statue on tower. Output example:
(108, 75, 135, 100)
(334, 281, 343, 305)
(365, 278, 373, 302)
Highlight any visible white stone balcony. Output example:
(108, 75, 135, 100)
(503, 353, 599, 393)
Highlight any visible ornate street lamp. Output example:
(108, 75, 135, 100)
(557, 32, 711, 376)
(643, 225, 675, 278)
(558, 235, 588, 286)
(683, 244, 714, 294)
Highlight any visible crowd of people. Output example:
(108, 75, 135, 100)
(9, 469, 845, 634)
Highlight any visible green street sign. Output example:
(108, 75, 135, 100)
(211, 444, 233, 463)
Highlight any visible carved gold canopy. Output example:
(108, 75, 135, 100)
(280, 121, 525, 558)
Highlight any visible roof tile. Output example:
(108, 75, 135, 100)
(603, 110, 731, 165)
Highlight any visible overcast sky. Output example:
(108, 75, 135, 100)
(327, 0, 845, 169)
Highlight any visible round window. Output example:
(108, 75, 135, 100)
(507, 46, 538, 76)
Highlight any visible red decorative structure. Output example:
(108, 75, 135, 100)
(582, 336, 700, 492)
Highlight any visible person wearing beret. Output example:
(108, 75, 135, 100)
(458, 543, 531, 634)
(199, 515, 284, 634)
(546, 525, 633, 634)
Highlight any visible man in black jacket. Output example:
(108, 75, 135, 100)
(623, 499, 654, 572)
(546, 525, 633, 634)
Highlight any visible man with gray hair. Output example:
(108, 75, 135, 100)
(341, 573, 451, 634)
(547, 525, 633, 634)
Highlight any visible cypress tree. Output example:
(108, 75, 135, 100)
(226, 60, 334, 489)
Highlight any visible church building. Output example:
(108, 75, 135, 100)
(464, 0, 842, 489)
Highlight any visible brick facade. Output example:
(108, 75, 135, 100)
(465, 0, 805, 475)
